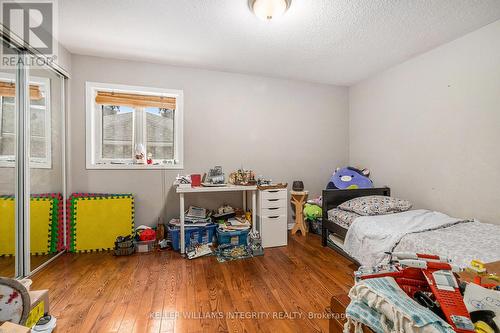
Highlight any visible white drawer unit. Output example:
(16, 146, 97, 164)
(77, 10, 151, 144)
(257, 188, 288, 248)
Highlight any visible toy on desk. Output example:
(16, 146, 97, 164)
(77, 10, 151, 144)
(202, 166, 226, 186)
(229, 168, 256, 185)
(257, 176, 272, 186)
(174, 174, 192, 189)
(355, 252, 475, 332)
(326, 166, 373, 189)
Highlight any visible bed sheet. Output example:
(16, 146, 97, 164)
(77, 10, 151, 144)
(394, 221, 500, 268)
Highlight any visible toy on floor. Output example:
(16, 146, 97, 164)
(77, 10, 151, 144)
(186, 243, 213, 259)
(0, 277, 30, 324)
(248, 230, 264, 256)
(137, 228, 156, 241)
(326, 166, 373, 189)
(215, 244, 253, 263)
(32, 315, 57, 333)
(355, 252, 475, 332)
(466, 260, 499, 289)
(470, 311, 499, 333)
(303, 203, 322, 221)
(114, 235, 135, 256)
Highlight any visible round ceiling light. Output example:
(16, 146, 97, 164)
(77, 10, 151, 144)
(249, 0, 291, 21)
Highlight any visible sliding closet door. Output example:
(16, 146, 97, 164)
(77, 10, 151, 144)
(0, 67, 19, 277)
(28, 57, 65, 273)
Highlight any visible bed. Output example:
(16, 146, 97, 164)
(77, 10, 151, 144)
(321, 187, 391, 264)
(321, 187, 500, 268)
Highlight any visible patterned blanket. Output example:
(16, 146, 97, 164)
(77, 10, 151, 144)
(345, 277, 455, 333)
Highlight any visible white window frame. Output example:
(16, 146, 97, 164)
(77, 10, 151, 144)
(0, 73, 52, 169)
(85, 81, 184, 170)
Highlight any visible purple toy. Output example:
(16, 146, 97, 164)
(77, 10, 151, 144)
(327, 167, 373, 189)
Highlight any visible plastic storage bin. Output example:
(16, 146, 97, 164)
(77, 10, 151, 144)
(135, 239, 156, 253)
(216, 229, 249, 246)
(168, 224, 217, 251)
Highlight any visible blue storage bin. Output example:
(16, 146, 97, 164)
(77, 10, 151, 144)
(216, 229, 249, 246)
(168, 224, 217, 251)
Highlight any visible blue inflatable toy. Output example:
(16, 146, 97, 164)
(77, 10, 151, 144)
(327, 167, 373, 189)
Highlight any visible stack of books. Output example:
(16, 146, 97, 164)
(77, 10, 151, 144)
(169, 206, 212, 227)
(218, 217, 251, 232)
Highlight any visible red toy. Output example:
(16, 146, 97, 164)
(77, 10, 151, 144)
(139, 229, 156, 241)
(355, 252, 475, 332)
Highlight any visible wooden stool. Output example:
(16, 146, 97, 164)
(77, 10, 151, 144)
(290, 191, 308, 235)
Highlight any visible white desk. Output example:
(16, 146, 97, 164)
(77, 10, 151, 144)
(176, 184, 257, 254)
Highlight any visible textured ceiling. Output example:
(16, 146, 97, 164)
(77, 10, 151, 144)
(59, 0, 500, 86)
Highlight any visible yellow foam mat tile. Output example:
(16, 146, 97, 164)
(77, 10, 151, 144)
(74, 197, 133, 252)
(0, 198, 52, 255)
(0, 199, 15, 255)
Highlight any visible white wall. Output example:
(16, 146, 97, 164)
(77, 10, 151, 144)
(349, 20, 500, 224)
(69, 55, 349, 226)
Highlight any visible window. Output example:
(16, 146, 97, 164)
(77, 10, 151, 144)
(0, 74, 51, 168)
(86, 82, 184, 169)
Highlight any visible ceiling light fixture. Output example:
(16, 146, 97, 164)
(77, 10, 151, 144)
(249, 0, 291, 21)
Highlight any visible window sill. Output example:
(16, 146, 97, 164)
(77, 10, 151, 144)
(86, 163, 184, 170)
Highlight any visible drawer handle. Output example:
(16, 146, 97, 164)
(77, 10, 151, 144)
(268, 190, 279, 193)
(268, 207, 279, 210)
(268, 199, 279, 202)
(269, 216, 280, 219)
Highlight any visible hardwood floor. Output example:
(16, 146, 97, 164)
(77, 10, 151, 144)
(30, 233, 357, 333)
(0, 254, 61, 277)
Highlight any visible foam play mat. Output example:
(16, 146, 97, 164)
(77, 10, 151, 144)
(69, 194, 134, 252)
(0, 197, 15, 256)
(0, 196, 60, 256)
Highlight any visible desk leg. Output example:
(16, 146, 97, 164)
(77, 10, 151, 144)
(243, 191, 247, 212)
(180, 193, 185, 254)
(252, 190, 256, 233)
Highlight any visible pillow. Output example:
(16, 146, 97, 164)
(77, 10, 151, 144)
(338, 195, 412, 216)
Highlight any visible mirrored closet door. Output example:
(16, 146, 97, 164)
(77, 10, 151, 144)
(0, 45, 67, 277)
(28, 57, 65, 273)
(0, 66, 18, 277)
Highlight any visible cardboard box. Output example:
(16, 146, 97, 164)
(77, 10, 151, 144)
(25, 290, 49, 328)
(0, 321, 31, 333)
